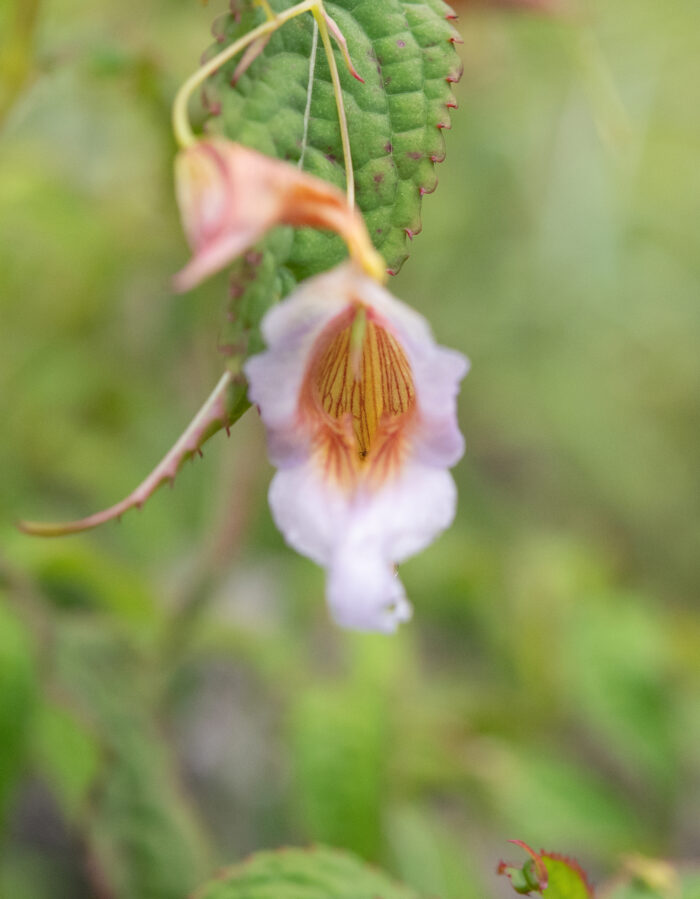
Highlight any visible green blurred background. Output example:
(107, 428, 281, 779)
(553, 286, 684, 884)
(1, 0, 700, 896)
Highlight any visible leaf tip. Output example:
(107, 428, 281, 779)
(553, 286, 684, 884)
(541, 851, 595, 896)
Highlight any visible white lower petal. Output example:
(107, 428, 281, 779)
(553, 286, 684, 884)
(351, 463, 457, 563)
(268, 463, 348, 566)
(269, 459, 457, 632)
(327, 544, 412, 634)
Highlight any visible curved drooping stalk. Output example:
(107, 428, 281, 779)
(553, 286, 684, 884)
(18, 372, 240, 537)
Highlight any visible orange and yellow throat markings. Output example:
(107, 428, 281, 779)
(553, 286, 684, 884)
(303, 305, 416, 486)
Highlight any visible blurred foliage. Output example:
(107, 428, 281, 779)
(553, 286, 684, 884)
(0, 599, 36, 828)
(601, 858, 700, 899)
(1, 0, 700, 897)
(192, 846, 422, 899)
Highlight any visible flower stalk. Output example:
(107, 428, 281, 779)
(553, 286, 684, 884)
(17, 372, 240, 537)
(172, 0, 362, 208)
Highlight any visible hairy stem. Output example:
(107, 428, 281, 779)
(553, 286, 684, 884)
(313, 6, 355, 208)
(254, 0, 276, 20)
(18, 371, 239, 537)
(172, 0, 318, 148)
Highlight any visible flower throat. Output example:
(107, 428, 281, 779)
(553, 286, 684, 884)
(308, 306, 415, 474)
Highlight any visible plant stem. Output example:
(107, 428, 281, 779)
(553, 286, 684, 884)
(313, 6, 355, 208)
(172, 0, 356, 207)
(254, 0, 276, 20)
(172, 0, 318, 148)
(18, 371, 236, 537)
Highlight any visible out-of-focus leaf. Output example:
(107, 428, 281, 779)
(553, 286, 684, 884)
(32, 699, 101, 824)
(601, 858, 700, 899)
(0, 596, 36, 827)
(13, 540, 156, 627)
(192, 845, 422, 899)
(387, 805, 486, 899)
(541, 853, 594, 898)
(49, 619, 212, 899)
(289, 634, 404, 859)
(0, 850, 59, 899)
(480, 742, 648, 854)
(498, 842, 593, 897)
(289, 680, 385, 859)
(560, 589, 676, 797)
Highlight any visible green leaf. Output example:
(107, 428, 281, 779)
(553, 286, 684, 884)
(541, 853, 594, 899)
(488, 744, 648, 854)
(498, 844, 593, 898)
(0, 596, 36, 827)
(192, 846, 422, 899)
(288, 634, 404, 859)
(387, 805, 487, 899)
(289, 684, 385, 859)
(15, 540, 156, 626)
(0, 849, 57, 899)
(32, 699, 101, 823)
(48, 620, 212, 899)
(203, 0, 461, 363)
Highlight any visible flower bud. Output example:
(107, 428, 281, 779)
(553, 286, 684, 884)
(173, 139, 384, 292)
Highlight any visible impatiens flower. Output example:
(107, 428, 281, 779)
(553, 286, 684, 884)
(174, 138, 384, 292)
(244, 262, 468, 633)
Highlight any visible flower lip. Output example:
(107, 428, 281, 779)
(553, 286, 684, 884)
(244, 262, 469, 633)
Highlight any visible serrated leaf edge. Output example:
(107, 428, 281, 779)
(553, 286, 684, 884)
(541, 850, 595, 897)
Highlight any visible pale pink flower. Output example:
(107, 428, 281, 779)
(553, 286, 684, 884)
(245, 262, 468, 633)
(174, 138, 383, 292)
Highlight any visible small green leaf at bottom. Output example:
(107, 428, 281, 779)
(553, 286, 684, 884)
(192, 846, 423, 899)
(498, 842, 594, 898)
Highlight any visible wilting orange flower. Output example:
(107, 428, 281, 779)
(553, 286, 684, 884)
(174, 138, 384, 292)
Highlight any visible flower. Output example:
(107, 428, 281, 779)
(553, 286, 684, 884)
(173, 138, 384, 292)
(244, 262, 468, 633)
